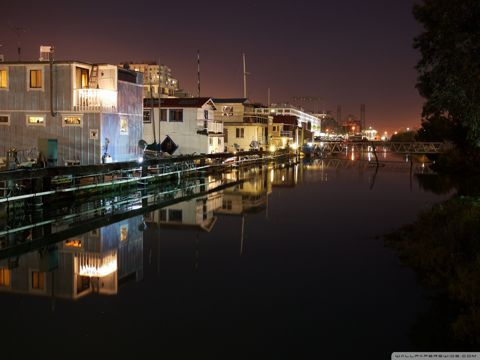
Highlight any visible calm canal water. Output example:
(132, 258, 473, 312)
(0, 156, 451, 358)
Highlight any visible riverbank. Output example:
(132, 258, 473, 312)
(385, 195, 480, 349)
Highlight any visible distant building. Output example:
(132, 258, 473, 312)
(0, 60, 143, 165)
(122, 62, 179, 98)
(143, 97, 224, 154)
(341, 115, 362, 135)
(255, 105, 321, 137)
(213, 98, 269, 152)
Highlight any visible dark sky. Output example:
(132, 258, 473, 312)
(3, 0, 422, 133)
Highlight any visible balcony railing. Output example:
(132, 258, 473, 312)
(280, 130, 293, 137)
(221, 115, 269, 124)
(197, 120, 223, 135)
(73, 89, 118, 112)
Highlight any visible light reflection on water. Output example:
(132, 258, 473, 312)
(0, 155, 452, 357)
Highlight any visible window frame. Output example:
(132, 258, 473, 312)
(27, 66, 45, 91)
(0, 114, 10, 126)
(0, 67, 9, 90)
(62, 113, 83, 127)
(26, 114, 46, 127)
(120, 117, 128, 135)
(169, 109, 183, 122)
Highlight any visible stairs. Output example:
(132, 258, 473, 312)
(89, 65, 99, 89)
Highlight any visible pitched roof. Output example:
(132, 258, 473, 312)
(144, 97, 216, 109)
(212, 98, 249, 104)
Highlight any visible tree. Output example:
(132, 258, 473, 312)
(413, 0, 480, 148)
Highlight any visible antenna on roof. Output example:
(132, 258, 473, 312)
(8, 25, 28, 61)
(197, 50, 201, 97)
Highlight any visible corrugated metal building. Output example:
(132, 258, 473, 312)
(0, 60, 143, 165)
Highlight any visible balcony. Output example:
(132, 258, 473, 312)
(197, 120, 223, 135)
(280, 130, 293, 137)
(73, 89, 118, 112)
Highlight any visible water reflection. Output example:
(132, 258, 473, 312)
(0, 216, 143, 300)
(0, 156, 459, 357)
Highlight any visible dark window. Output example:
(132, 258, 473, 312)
(169, 109, 183, 122)
(160, 109, 167, 121)
(143, 109, 151, 123)
(168, 209, 183, 222)
(236, 128, 244, 138)
(159, 209, 167, 221)
(0, 115, 9, 125)
(204, 110, 209, 120)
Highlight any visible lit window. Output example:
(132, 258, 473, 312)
(0, 114, 10, 125)
(26, 115, 46, 126)
(31, 271, 45, 290)
(120, 118, 128, 135)
(76, 67, 89, 89)
(120, 225, 128, 242)
(62, 115, 82, 127)
(29, 69, 43, 89)
(65, 239, 82, 248)
(0, 69, 8, 89)
(0, 268, 10, 287)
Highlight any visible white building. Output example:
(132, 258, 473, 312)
(143, 97, 224, 155)
(254, 105, 321, 136)
(122, 62, 179, 98)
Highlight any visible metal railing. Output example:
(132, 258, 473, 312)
(73, 89, 118, 112)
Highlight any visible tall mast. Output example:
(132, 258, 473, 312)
(197, 50, 201, 97)
(243, 53, 247, 98)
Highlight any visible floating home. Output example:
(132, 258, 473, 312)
(212, 98, 270, 152)
(0, 58, 143, 166)
(143, 97, 224, 155)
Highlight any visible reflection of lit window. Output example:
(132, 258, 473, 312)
(120, 118, 128, 135)
(0, 268, 10, 287)
(31, 271, 45, 290)
(0, 69, 8, 89)
(120, 225, 128, 242)
(63, 115, 82, 127)
(65, 239, 82, 248)
(26, 115, 46, 126)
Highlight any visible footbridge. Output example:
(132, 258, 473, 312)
(314, 141, 445, 155)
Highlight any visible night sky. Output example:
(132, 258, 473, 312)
(3, 0, 422, 133)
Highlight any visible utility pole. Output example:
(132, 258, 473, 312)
(267, 87, 271, 107)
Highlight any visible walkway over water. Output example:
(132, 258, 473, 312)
(315, 141, 445, 154)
